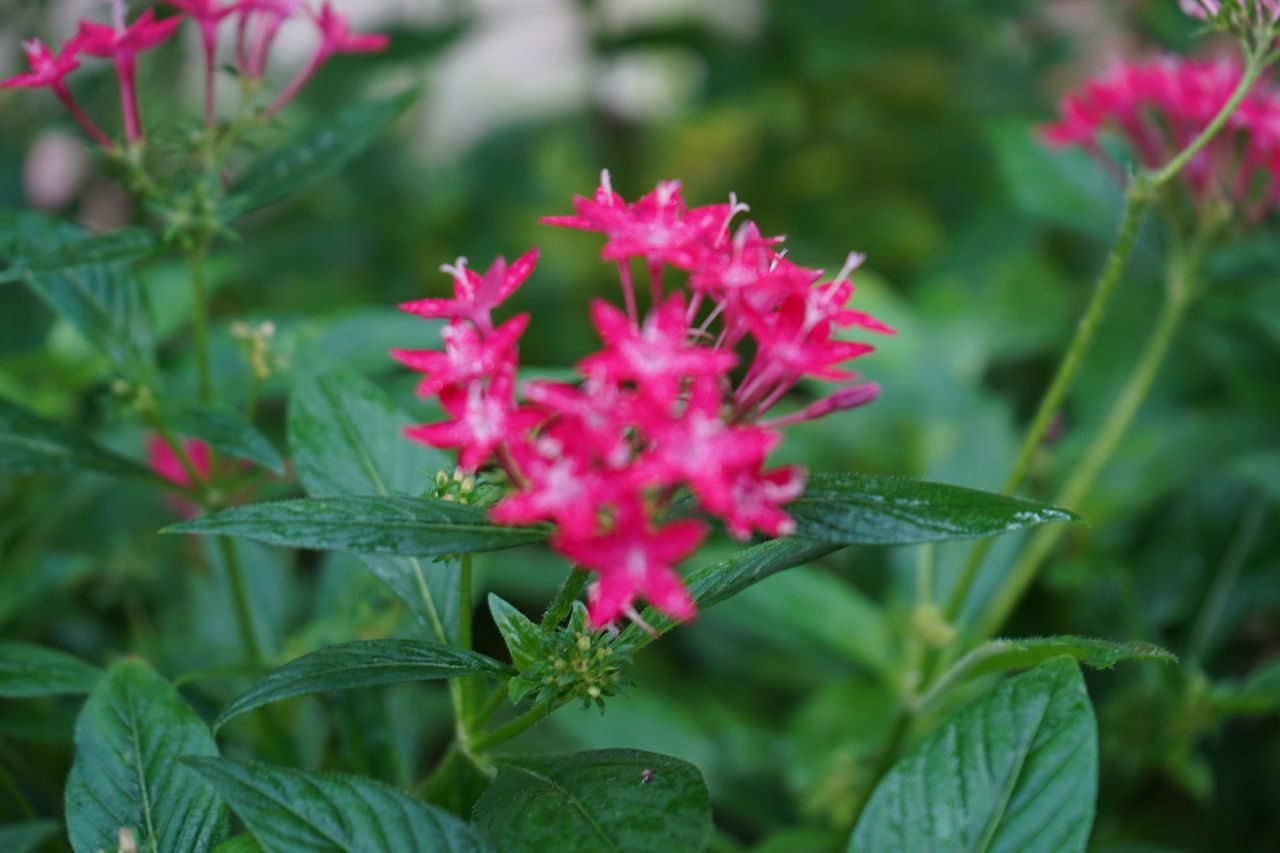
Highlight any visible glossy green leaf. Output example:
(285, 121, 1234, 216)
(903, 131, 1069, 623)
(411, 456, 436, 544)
(184, 757, 493, 853)
(488, 594, 543, 672)
(960, 636, 1175, 680)
(0, 641, 102, 698)
(167, 402, 285, 474)
(628, 537, 841, 646)
(0, 394, 162, 483)
(168, 495, 547, 555)
(472, 748, 712, 853)
(215, 639, 511, 730)
(65, 659, 227, 853)
(789, 473, 1079, 546)
(211, 835, 264, 853)
(0, 819, 60, 853)
(2, 212, 153, 373)
(0, 227, 161, 284)
(289, 365, 460, 643)
(229, 90, 419, 215)
(850, 657, 1098, 853)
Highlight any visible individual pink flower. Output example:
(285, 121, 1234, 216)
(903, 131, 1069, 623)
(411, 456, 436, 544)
(147, 434, 212, 518)
(391, 314, 529, 397)
(579, 292, 737, 407)
(235, 0, 302, 77)
(76, 6, 183, 144)
(265, 1, 390, 116)
(399, 251, 540, 336)
(490, 438, 610, 538)
(406, 373, 541, 471)
(1, 39, 112, 147)
(163, 0, 243, 125)
(1042, 56, 1280, 221)
(555, 511, 707, 629)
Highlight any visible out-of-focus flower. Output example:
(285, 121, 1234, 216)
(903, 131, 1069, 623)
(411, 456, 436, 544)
(76, 7, 183, 144)
(1181, 0, 1280, 28)
(265, 2, 389, 117)
(147, 434, 212, 518)
(394, 174, 890, 629)
(163, 0, 243, 124)
(1042, 56, 1280, 223)
(1, 40, 112, 147)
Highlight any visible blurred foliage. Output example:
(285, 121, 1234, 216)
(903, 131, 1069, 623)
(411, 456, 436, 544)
(1, 0, 1278, 850)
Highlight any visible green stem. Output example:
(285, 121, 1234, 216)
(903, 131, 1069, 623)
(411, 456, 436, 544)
(469, 682, 512, 731)
(219, 536, 264, 667)
(943, 184, 1151, 624)
(1186, 494, 1267, 669)
(943, 46, 1265, 628)
(972, 255, 1196, 644)
(470, 697, 557, 754)
(456, 554, 480, 726)
(189, 241, 213, 404)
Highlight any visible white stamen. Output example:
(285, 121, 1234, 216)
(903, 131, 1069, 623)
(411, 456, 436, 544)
(599, 168, 614, 196)
(624, 605, 659, 637)
(834, 250, 866, 285)
(718, 192, 751, 242)
(439, 256, 469, 281)
(768, 248, 789, 272)
(105, 0, 128, 30)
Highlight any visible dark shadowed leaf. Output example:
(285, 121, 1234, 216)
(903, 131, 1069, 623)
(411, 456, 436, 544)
(229, 90, 420, 215)
(167, 402, 285, 473)
(0, 394, 162, 483)
(211, 835, 264, 853)
(789, 473, 1079, 546)
(184, 758, 493, 853)
(0, 820, 60, 853)
(166, 495, 548, 556)
(289, 365, 461, 643)
(65, 659, 226, 853)
(215, 639, 511, 729)
(0, 641, 102, 698)
(851, 657, 1098, 853)
(472, 749, 712, 853)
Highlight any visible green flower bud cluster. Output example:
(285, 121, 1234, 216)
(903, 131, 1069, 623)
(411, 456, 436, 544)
(509, 602, 634, 712)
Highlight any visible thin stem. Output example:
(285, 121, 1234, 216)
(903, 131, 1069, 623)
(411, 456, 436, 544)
(1186, 494, 1267, 669)
(188, 241, 213, 403)
(470, 698, 557, 753)
(0, 751, 35, 819)
(971, 254, 1197, 644)
(219, 536, 264, 667)
(143, 406, 206, 493)
(469, 682, 513, 731)
(456, 554, 481, 724)
(943, 183, 1151, 624)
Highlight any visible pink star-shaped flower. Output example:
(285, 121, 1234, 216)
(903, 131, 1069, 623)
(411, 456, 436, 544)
(406, 374, 541, 471)
(1, 39, 111, 147)
(580, 292, 737, 406)
(555, 509, 707, 628)
(76, 8, 183, 144)
(399, 251, 539, 336)
(490, 438, 610, 538)
(392, 314, 529, 397)
(714, 465, 806, 540)
(265, 2, 390, 115)
(521, 378, 638, 468)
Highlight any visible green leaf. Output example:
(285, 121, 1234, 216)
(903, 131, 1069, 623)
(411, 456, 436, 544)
(289, 365, 461, 644)
(211, 835, 264, 853)
(65, 659, 227, 853)
(167, 402, 285, 474)
(167, 495, 548, 557)
(850, 657, 1098, 853)
(229, 90, 419, 215)
(0, 819, 60, 853)
(183, 757, 493, 853)
(472, 748, 713, 853)
(628, 538, 841, 645)
(0, 227, 161, 284)
(959, 636, 1176, 680)
(788, 473, 1079, 546)
(0, 641, 102, 698)
(2, 212, 154, 374)
(214, 639, 511, 730)
(0, 394, 161, 483)
(488, 594, 543, 673)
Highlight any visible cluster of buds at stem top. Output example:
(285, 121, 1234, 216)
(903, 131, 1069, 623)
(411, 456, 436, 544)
(0, 1, 387, 148)
(1042, 56, 1280, 225)
(393, 173, 893, 630)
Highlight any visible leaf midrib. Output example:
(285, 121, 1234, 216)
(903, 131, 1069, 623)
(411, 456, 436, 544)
(504, 764, 621, 853)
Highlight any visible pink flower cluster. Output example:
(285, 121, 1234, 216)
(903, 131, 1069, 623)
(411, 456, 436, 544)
(1, 1, 387, 147)
(1042, 56, 1280, 221)
(394, 174, 892, 629)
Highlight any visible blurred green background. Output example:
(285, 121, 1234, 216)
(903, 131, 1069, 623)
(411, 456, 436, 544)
(2, 1, 1278, 850)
